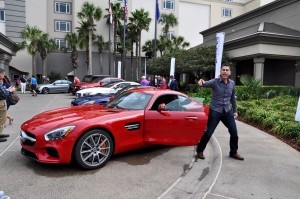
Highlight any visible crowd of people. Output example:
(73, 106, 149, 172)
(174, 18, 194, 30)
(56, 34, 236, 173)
(139, 75, 179, 91)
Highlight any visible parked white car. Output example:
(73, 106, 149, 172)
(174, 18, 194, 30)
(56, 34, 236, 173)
(75, 81, 140, 98)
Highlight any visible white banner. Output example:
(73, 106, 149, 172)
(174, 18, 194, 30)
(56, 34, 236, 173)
(295, 95, 300, 121)
(170, 57, 176, 76)
(117, 61, 122, 78)
(215, 32, 225, 78)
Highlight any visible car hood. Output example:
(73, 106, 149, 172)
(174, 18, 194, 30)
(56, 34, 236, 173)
(21, 105, 123, 132)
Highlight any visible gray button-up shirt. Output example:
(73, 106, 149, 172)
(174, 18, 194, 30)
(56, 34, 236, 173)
(202, 78, 237, 113)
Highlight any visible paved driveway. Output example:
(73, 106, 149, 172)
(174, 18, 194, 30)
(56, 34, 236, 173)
(0, 92, 199, 199)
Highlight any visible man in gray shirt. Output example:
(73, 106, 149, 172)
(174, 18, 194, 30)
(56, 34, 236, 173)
(196, 65, 244, 160)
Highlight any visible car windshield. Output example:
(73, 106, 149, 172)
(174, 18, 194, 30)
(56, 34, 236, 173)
(92, 76, 105, 83)
(115, 85, 140, 95)
(82, 76, 93, 82)
(102, 82, 118, 88)
(105, 91, 153, 110)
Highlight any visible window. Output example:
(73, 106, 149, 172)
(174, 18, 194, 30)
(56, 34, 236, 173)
(55, 39, 68, 49)
(222, 8, 232, 17)
(55, 2, 71, 14)
(0, 10, 5, 22)
(167, 32, 174, 40)
(163, 0, 174, 10)
(55, 21, 71, 32)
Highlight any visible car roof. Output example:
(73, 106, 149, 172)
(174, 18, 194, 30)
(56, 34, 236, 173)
(129, 88, 187, 96)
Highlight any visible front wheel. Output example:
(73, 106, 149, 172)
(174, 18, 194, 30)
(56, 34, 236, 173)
(42, 87, 50, 94)
(74, 129, 114, 170)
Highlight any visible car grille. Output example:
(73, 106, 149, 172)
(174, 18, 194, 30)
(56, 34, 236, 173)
(20, 131, 36, 146)
(21, 148, 38, 161)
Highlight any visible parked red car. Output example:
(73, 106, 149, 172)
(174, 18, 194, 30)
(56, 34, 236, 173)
(20, 89, 209, 170)
(71, 75, 124, 95)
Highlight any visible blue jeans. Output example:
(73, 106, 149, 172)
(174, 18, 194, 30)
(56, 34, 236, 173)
(197, 108, 239, 155)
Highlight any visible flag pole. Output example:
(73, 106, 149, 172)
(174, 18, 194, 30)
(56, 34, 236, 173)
(108, 0, 112, 75)
(154, 0, 158, 58)
(122, 0, 127, 79)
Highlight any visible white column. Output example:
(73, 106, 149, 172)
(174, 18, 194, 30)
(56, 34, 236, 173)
(253, 57, 265, 84)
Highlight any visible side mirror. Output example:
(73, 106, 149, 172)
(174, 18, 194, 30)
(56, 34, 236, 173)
(53, 83, 56, 85)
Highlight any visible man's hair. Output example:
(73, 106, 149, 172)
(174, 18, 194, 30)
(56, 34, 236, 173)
(0, 68, 5, 74)
(221, 65, 231, 69)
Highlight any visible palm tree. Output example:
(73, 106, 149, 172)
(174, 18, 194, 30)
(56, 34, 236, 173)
(142, 39, 155, 59)
(37, 33, 58, 76)
(20, 25, 43, 76)
(158, 13, 178, 35)
(63, 33, 79, 77)
(168, 35, 190, 54)
(77, 2, 102, 75)
(77, 21, 90, 71)
(128, 8, 151, 79)
(104, 3, 124, 75)
(94, 35, 109, 74)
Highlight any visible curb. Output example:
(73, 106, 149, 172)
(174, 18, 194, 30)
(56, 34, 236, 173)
(159, 135, 222, 199)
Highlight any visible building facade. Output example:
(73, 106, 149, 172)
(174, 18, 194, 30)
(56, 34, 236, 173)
(200, 0, 300, 86)
(0, 0, 275, 82)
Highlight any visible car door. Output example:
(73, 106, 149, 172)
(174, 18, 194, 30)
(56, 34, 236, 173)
(144, 94, 208, 146)
(61, 80, 70, 92)
(55, 80, 65, 92)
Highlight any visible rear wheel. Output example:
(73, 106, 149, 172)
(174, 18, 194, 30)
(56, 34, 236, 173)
(42, 87, 50, 94)
(74, 129, 114, 170)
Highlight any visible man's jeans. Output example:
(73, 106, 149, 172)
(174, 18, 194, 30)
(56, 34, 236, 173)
(197, 108, 239, 155)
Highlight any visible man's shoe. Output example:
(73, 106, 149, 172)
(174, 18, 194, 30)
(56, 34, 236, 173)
(196, 152, 205, 159)
(0, 134, 9, 138)
(230, 153, 244, 161)
(0, 138, 7, 142)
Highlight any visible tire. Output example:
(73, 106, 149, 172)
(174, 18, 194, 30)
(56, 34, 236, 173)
(74, 129, 114, 170)
(42, 87, 50, 94)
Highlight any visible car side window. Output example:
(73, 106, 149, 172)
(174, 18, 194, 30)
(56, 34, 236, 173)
(179, 96, 204, 112)
(151, 94, 185, 111)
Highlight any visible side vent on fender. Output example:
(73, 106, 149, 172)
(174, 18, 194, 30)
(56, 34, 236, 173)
(125, 122, 140, 131)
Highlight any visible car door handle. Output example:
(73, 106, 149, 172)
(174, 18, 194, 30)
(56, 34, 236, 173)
(185, 116, 198, 120)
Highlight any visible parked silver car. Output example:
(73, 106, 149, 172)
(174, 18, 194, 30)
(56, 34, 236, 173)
(38, 80, 71, 94)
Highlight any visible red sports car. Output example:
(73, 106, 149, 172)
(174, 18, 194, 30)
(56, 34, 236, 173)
(20, 89, 209, 170)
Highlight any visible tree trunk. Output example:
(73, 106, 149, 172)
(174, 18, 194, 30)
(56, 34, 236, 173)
(138, 33, 142, 78)
(99, 53, 103, 74)
(32, 53, 35, 76)
(135, 39, 139, 81)
(88, 30, 93, 75)
(131, 50, 133, 81)
(42, 58, 46, 77)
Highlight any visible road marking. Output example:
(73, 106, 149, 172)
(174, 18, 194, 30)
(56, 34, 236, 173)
(203, 135, 223, 199)
(0, 94, 59, 158)
(0, 136, 19, 157)
(209, 192, 237, 199)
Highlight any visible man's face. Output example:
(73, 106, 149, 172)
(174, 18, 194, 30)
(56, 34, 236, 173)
(220, 66, 231, 79)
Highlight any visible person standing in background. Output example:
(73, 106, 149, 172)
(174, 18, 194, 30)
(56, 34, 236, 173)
(0, 68, 15, 142)
(20, 75, 27, 93)
(30, 75, 37, 97)
(3, 76, 14, 125)
(140, 76, 149, 86)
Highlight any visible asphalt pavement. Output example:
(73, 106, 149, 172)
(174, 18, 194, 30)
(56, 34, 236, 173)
(0, 91, 299, 199)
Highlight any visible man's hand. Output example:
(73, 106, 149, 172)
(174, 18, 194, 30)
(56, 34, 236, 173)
(234, 112, 238, 119)
(198, 79, 205, 86)
(8, 86, 16, 92)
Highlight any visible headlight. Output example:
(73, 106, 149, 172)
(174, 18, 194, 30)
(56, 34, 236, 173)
(44, 126, 75, 141)
(83, 100, 95, 105)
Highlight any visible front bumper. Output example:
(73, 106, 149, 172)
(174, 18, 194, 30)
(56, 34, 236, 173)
(20, 130, 74, 164)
